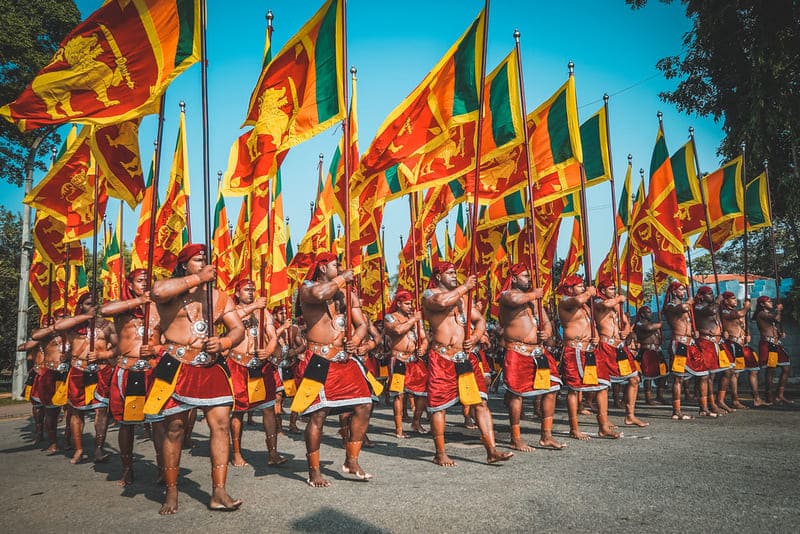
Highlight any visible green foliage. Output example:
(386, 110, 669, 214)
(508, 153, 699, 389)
(0, 0, 80, 185)
(629, 0, 800, 278)
(0, 208, 23, 368)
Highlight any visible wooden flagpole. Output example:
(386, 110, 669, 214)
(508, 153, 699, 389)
(762, 161, 781, 303)
(199, 0, 215, 327)
(341, 2, 353, 341)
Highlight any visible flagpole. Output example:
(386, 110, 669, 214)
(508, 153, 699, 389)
(603, 94, 625, 320)
(199, 0, 216, 328)
(408, 193, 422, 316)
(762, 160, 781, 303)
(463, 0, 490, 341)
(513, 29, 545, 330)
(650, 254, 661, 322)
(117, 201, 124, 289)
(572, 63, 598, 340)
(740, 142, 750, 336)
(341, 0, 353, 340)
(686, 245, 695, 296)
(379, 224, 387, 321)
(46, 264, 54, 324)
(63, 243, 71, 353)
(142, 96, 168, 343)
(688, 125, 720, 293)
(89, 163, 100, 352)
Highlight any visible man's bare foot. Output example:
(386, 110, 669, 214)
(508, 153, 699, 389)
(717, 402, 735, 413)
(267, 452, 288, 466)
(410, 423, 428, 434)
(433, 452, 457, 467)
(117, 467, 134, 486)
(362, 435, 375, 449)
(671, 412, 693, 420)
(159, 487, 178, 515)
(306, 468, 331, 487)
(342, 459, 373, 480)
(753, 399, 770, 407)
(731, 401, 747, 409)
(698, 410, 719, 418)
(208, 487, 242, 511)
(613, 399, 624, 409)
(569, 430, 590, 441)
(463, 419, 478, 430)
(775, 396, 794, 405)
(487, 449, 514, 463)
(287, 425, 301, 434)
(509, 437, 534, 452)
(598, 426, 622, 439)
(45, 443, 58, 454)
(538, 436, 567, 450)
(624, 416, 650, 427)
(578, 408, 593, 416)
(230, 454, 249, 468)
(94, 447, 111, 463)
(70, 449, 85, 464)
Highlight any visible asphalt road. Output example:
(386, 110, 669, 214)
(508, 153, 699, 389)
(1, 391, 798, 534)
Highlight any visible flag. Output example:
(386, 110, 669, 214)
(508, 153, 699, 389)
(151, 111, 190, 278)
(29, 251, 62, 321)
(579, 106, 612, 186)
(359, 239, 390, 320)
(629, 125, 687, 287)
(560, 216, 584, 282)
(131, 152, 159, 270)
(453, 204, 469, 264)
(702, 156, 744, 227)
(100, 203, 124, 301)
(265, 170, 290, 304)
(1, 0, 200, 131)
(354, 10, 485, 197)
(212, 190, 234, 293)
(514, 198, 566, 301)
(32, 210, 83, 266)
(89, 119, 145, 208)
(615, 160, 632, 236)
(230, 196, 252, 286)
(224, 0, 345, 194)
(670, 141, 705, 237)
(621, 178, 646, 305)
(444, 223, 454, 262)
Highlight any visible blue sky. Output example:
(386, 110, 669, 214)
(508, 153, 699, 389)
(5, 0, 728, 277)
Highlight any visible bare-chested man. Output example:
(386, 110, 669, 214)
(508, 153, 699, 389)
(694, 286, 733, 414)
(422, 262, 513, 466)
(498, 263, 565, 451)
(664, 282, 712, 418)
(633, 306, 668, 405)
(720, 291, 763, 408)
(384, 289, 429, 438)
(99, 268, 163, 485)
(593, 278, 647, 427)
(273, 306, 306, 433)
(226, 279, 286, 468)
(54, 293, 117, 464)
(31, 311, 71, 452)
(557, 275, 619, 440)
(756, 296, 792, 404)
(146, 243, 244, 514)
(19, 337, 44, 443)
(292, 252, 374, 487)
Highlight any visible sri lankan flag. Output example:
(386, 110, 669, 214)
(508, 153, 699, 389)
(151, 111, 190, 279)
(579, 106, 612, 187)
(670, 141, 705, 237)
(444, 223, 454, 262)
(354, 10, 485, 197)
(414, 180, 465, 260)
(32, 210, 84, 267)
(453, 204, 469, 264)
(560, 216, 584, 282)
(360, 239, 390, 320)
(226, 0, 345, 193)
(100, 203, 124, 301)
(265, 170, 290, 305)
(615, 159, 633, 236)
(629, 125, 687, 287)
(90, 119, 146, 208)
(131, 152, 159, 270)
(212, 190, 234, 293)
(230, 196, 252, 286)
(702, 156, 744, 227)
(513, 197, 567, 301)
(29, 251, 63, 321)
(1, 0, 200, 131)
(621, 178, 646, 305)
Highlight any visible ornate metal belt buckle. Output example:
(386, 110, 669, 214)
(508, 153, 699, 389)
(133, 359, 150, 371)
(86, 363, 99, 373)
(452, 351, 467, 363)
(74, 359, 83, 369)
(531, 347, 544, 357)
(332, 351, 348, 363)
(247, 357, 261, 369)
(57, 362, 69, 373)
(191, 352, 210, 365)
(176, 346, 186, 358)
(319, 345, 330, 356)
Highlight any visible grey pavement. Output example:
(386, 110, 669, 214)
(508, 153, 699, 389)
(1, 392, 798, 534)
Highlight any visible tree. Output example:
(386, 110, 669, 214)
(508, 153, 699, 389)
(0, 208, 23, 371)
(0, 0, 81, 184)
(628, 0, 800, 278)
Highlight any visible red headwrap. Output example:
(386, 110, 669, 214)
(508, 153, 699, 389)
(271, 305, 287, 316)
(388, 289, 413, 313)
(429, 262, 456, 288)
(235, 279, 254, 292)
(696, 285, 714, 297)
(666, 281, 685, 296)
(498, 263, 529, 300)
(634, 305, 651, 324)
(596, 276, 615, 300)
(757, 296, 771, 308)
(305, 252, 338, 282)
(122, 269, 148, 317)
(176, 243, 206, 264)
(557, 274, 584, 295)
(721, 291, 736, 300)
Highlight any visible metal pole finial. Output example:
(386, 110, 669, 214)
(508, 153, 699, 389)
(51, 146, 57, 156)
(266, 10, 273, 25)
(216, 170, 222, 182)
(656, 110, 663, 121)
(513, 29, 520, 41)
(319, 153, 324, 161)
(285, 217, 289, 223)
(740, 141, 746, 152)
(179, 100, 186, 113)
(350, 66, 357, 77)
(688, 126, 695, 137)
(763, 159, 768, 168)
(567, 61, 574, 75)
(639, 168, 645, 179)
(153, 139, 158, 149)
(627, 154, 632, 164)
(381, 224, 385, 231)
(603, 93, 609, 104)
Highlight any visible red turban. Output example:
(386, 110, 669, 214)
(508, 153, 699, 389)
(429, 262, 456, 288)
(177, 243, 206, 264)
(596, 276, 615, 299)
(721, 291, 736, 300)
(757, 296, 771, 306)
(271, 305, 287, 315)
(557, 274, 584, 295)
(634, 305, 651, 324)
(235, 279, 254, 292)
(666, 281, 685, 296)
(305, 252, 338, 282)
(696, 285, 714, 297)
(121, 269, 148, 312)
(498, 263, 529, 300)
(388, 289, 413, 313)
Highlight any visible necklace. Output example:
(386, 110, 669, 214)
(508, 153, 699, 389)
(182, 294, 208, 337)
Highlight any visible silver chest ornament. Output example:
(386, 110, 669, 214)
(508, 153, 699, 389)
(192, 320, 208, 336)
(456, 314, 467, 326)
(249, 326, 259, 338)
(334, 315, 346, 331)
(136, 325, 146, 338)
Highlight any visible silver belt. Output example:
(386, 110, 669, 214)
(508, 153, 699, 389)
(119, 357, 151, 371)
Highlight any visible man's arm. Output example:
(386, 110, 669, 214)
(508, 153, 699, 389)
(498, 287, 544, 308)
(384, 311, 421, 336)
(205, 295, 245, 353)
(151, 265, 216, 303)
(423, 275, 477, 312)
(100, 295, 150, 317)
(300, 270, 355, 304)
(464, 304, 487, 351)
(54, 310, 95, 332)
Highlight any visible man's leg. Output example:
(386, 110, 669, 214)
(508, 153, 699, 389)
(32, 405, 44, 444)
(697, 376, 718, 417)
(730, 372, 747, 409)
(262, 406, 287, 466)
(539, 392, 565, 449)
(717, 369, 734, 412)
(748, 371, 767, 407)
(342, 403, 373, 479)
(505, 391, 533, 452)
(94, 406, 111, 462)
(776, 366, 793, 404)
(430, 409, 455, 466)
(764, 367, 775, 403)
(118, 424, 135, 486)
(183, 408, 197, 449)
(644, 379, 655, 405)
(205, 405, 242, 511)
(305, 409, 330, 487)
(624, 376, 648, 427)
(462, 404, 477, 429)
(410, 395, 428, 434)
(159, 412, 187, 515)
(612, 383, 623, 409)
(474, 401, 514, 463)
(44, 407, 59, 453)
(567, 390, 589, 440)
(672, 376, 685, 418)
(229, 412, 248, 467)
(69, 408, 86, 464)
(274, 392, 284, 433)
(151, 420, 166, 484)
(392, 394, 406, 438)
(596, 388, 621, 438)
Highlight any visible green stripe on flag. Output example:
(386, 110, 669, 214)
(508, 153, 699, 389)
(452, 18, 480, 116)
(547, 88, 574, 165)
(315, 0, 340, 123)
(175, 0, 196, 67)
(719, 164, 740, 216)
(366, 241, 380, 256)
(649, 133, 669, 177)
(503, 189, 525, 216)
(385, 164, 402, 194)
(214, 195, 225, 228)
(488, 61, 514, 147)
(449, 179, 465, 198)
(328, 146, 341, 189)
(579, 114, 604, 182)
(745, 179, 767, 227)
(670, 145, 695, 205)
(618, 180, 629, 226)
